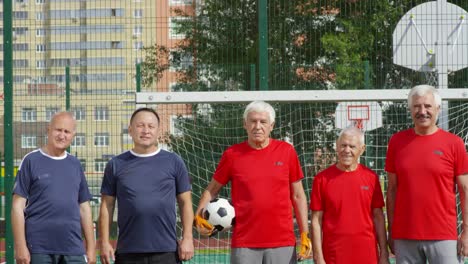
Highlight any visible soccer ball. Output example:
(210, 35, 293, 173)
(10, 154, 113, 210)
(203, 198, 236, 232)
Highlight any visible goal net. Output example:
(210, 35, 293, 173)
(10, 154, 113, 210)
(138, 90, 468, 263)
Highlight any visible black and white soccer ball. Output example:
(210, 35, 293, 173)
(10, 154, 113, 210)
(203, 198, 236, 232)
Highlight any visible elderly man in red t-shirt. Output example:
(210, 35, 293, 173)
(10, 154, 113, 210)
(386, 85, 468, 264)
(310, 126, 389, 264)
(194, 100, 311, 264)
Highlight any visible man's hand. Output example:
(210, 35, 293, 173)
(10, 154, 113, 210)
(297, 232, 312, 261)
(194, 213, 217, 237)
(14, 244, 30, 264)
(86, 249, 97, 264)
(458, 230, 468, 257)
(99, 241, 115, 264)
(378, 252, 390, 264)
(178, 237, 194, 261)
(388, 230, 395, 254)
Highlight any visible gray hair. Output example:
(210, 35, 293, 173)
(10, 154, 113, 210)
(243, 101, 275, 123)
(338, 126, 365, 145)
(407, 85, 441, 108)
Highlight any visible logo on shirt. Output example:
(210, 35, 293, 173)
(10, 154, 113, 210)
(275, 161, 284, 166)
(361, 186, 369, 190)
(38, 173, 50, 180)
(433, 150, 443, 156)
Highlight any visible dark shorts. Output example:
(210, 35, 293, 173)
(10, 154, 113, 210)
(30, 254, 87, 264)
(115, 252, 180, 264)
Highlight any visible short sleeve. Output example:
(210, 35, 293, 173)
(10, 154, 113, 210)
(12, 158, 31, 198)
(213, 150, 232, 185)
(385, 135, 396, 173)
(78, 165, 92, 203)
(100, 160, 117, 196)
(174, 154, 191, 194)
(288, 145, 304, 183)
(371, 174, 385, 209)
(310, 175, 323, 211)
(454, 137, 468, 177)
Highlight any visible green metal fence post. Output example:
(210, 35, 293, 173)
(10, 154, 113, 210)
(3, 0, 15, 262)
(66, 66, 71, 111)
(258, 0, 268, 90)
(136, 63, 141, 93)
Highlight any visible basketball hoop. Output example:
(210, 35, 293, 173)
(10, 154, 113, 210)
(335, 101, 383, 132)
(353, 119, 365, 130)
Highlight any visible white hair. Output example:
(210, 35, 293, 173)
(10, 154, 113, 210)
(338, 126, 365, 145)
(407, 85, 441, 108)
(243, 101, 275, 123)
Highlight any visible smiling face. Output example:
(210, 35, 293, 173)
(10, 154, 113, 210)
(129, 110, 160, 153)
(410, 93, 440, 135)
(46, 112, 76, 156)
(336, 131, 365, 172)
(243, 111, 274, 149)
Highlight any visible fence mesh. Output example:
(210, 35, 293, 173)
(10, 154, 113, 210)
(1, 0, 468, 262)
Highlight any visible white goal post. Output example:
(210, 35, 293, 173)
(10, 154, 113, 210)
(136, 88, 468, 248)
(136, 88, 468, 104)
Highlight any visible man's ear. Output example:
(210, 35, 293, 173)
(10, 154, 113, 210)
(360, 144, 366, 155)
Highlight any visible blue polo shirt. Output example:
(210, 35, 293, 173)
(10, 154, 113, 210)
(101, 148, 191, 253)
(13, 149, 92, 255)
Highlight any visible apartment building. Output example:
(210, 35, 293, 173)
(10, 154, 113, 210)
(0, 0, 194, 188)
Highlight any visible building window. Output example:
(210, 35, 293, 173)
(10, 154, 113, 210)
(36, 0, 45, 4)
(170, 115, 190, 137)
(133, 25, 142, 36)
(72, 107, 86, 121)
(94, 133, 109, 147)
(94, 106, 109, 121)
(170, 50, 193, 71)
(45, 107, 60, 121)
(36, 12, 44, 21)
(79, 159, 86, 172)
(94, 159, 107, 172)
(21, 135, 37, 149)
(169, 17, 188, 39)
(133, 9, 143, 18)
(36, 60, 45, 69)
(36, 44, 46, 53)
(170, 0, 192, 5)
(133, 41, 143, 51)
(36, 28, 45, 37)
(111, 41, 122, 49)
(72, 133, 86, 147)
(22, 107, 37, 122)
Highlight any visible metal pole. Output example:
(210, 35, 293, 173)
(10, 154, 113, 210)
(258, 0, 268, 90)
(3, 0, 15, 261)
(136, 63, 141, 93)
(66, 66, 71, 111)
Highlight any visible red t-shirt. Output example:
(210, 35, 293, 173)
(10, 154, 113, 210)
(213, 139, 303, 248)
(385, 128, 468, 240)
(310, 164, 384, 264)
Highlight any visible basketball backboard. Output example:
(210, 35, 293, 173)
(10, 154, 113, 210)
(335, 101, 382, 132)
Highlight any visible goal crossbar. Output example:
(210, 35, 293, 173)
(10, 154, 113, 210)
(136, 88, 468, 104)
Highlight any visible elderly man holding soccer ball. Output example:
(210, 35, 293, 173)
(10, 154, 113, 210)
(194, 100, 312, 264)
(310, 126, 389, 264)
